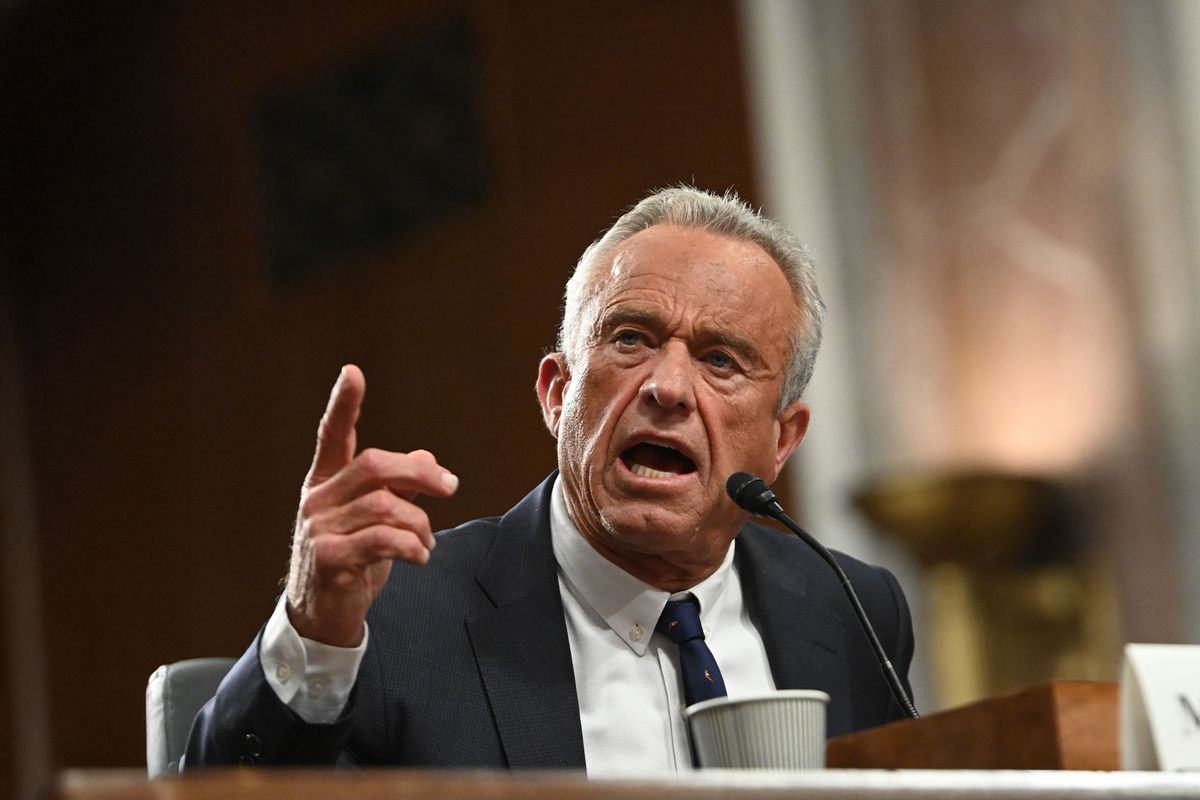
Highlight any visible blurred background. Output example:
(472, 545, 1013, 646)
(3, 0, 1200, 796)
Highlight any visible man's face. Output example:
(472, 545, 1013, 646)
(537, 224, 810, 583)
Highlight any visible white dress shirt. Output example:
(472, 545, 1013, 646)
(260, 476, 776, 774)
(261, 591, 366, 724)
(548, 478, 776, 775)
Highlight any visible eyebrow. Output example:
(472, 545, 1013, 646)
(695, 322, 763, 366)
(599, 307, 663, 334)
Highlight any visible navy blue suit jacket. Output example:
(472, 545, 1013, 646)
(185, 474, 914, 768)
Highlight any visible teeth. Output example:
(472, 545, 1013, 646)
(631, 463, 675, 479)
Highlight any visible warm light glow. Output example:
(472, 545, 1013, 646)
(881, 219, 1134, 474)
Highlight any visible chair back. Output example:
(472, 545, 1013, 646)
(146, 657, 235, 777)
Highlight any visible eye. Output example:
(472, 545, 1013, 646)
(705, 350, 737, 372)
(615, 330, 644, 348)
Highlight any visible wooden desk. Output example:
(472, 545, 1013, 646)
(828, 681, 1119, 770)
(54, 769, 1200, 800)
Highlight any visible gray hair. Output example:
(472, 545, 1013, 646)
(556, 186, 826, 408)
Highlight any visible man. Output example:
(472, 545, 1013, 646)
(185, 186, 914, 773)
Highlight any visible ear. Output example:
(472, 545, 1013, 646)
(770, 400, 810, 479)
(536, 353, 570, 439)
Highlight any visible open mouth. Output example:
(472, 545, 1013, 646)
(620, 442, 697, 479)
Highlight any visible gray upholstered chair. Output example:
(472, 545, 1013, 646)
(145, 657, 235, 777)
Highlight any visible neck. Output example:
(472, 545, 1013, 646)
(574, 524, 732, 593)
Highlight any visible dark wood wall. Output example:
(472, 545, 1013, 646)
(1, 0, 759, 780)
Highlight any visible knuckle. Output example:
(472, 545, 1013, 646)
(401, 505, 431, 534)
(356, 447, 386, 475)
(395, 534, 426, 561)
(363, 527, 409, 565)
(406, 452, 440, 479)
(330, 570, 360, 591)
(373, 526, 403, 553)
(362, 489, 394, 517)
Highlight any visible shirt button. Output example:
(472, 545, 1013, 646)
(274, 663, 291, 684)
(309, 676, 328, 696)
(703, 626, 712, 638)
(630, 624, 645, 642)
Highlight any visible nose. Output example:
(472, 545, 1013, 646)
(639, 342, 696, 412)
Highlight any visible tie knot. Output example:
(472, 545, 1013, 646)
(655, 597, 705, 645)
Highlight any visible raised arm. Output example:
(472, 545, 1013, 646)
(183, 365, 457, 768)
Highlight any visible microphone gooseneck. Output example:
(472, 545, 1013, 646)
(725, 471, 920, 720)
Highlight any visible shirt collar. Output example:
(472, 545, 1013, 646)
(549, 476, 736, 656)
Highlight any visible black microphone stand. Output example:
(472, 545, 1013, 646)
(728, 472, 920, 720)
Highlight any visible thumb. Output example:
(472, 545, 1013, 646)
(307, 364, 365, 487)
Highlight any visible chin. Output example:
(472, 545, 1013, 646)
(600, 503, 703, 544)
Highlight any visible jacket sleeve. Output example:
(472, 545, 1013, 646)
(180, 631, 356, 769)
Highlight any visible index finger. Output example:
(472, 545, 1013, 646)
(307, 364, 366, 487)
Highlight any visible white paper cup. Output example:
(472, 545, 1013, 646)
(684, 690, 830, 770)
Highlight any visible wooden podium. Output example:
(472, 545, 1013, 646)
(826, 680, 1118, 770)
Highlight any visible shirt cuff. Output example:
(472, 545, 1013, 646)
(260, 594, 368, 724)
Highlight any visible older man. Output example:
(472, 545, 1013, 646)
(185, 187, 914, 774)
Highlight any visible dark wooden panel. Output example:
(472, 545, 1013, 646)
(827, 681, 1118, 770)
(4, 0, 759, 771)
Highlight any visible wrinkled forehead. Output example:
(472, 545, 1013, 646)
(582, 225, 796, 313)
(573, 226, 801, 357)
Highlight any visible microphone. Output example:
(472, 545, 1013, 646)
(727, 472, 780, 515)
(726, 471, 920, 720)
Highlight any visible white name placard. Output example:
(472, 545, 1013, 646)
(1121, 643, 1200, 771)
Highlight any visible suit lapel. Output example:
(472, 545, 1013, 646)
(735, 527, 852, 735)
(465, 475, 586, 768)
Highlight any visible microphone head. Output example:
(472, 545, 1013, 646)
(726, 472, 779, 516)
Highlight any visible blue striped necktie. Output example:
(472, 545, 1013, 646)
(656, 596, 728, 707)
